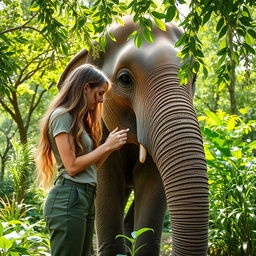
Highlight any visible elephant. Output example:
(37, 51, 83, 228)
(58, 16, 209, 256)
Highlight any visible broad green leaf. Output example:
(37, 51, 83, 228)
(0, 237, 12, 249)
(135, 34, 142, 48)
(143, 29, 154, 43)
(135, 227, 154, 238)
(231, 149, 242, 159)
(248, 29, 256, 38)
(217, 47, 227, 56)
(204, 145, 215, 160)
(216, 17, 224, 32)
(245, 32, 254, 46)
(244, 43, 255, 54)
(218, 25, 227, 39)
(203, 9, 212, 25)
(151, 11, 165, 19)
(153, 18, 166, 31)
(192, 61, 200, 73)
(10, 252, 20, 256)
(165, 6, 176, 22)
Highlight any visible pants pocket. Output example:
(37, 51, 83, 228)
(44, 190, 58, 216)
(68, 186, 80, 208)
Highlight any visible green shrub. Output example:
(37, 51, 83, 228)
(0, 193, 49, 255)
(199, 109, 256, 256)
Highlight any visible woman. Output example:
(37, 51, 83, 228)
(36, 64, 128, 256)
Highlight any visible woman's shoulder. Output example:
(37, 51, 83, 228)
(50, 107, 72, 123)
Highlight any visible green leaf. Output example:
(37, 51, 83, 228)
(108, 32, 116, 42)
(204, 110, 223, 126)
(204, 145, 215, 160)
(175, 33, 187, 48)
(216, 17, 224, 32)
(245, 32, 254, 46)
(151, 11, 165, 19)
(30, 6, 40, 12)
(143, 29, 154, 43)
(153, 18, 166, 31)
(231, 149, 242, 159)
(165, 5, 176, 22)
(10, 252, 20, 256)
(203, 66, 208, 78)
(244, 43, 255, 54)
(218, 25, 227, 39)
(0, 237, 13, 249)
(196, 49, 204, 58)
(217, 47, 227, 56)
(135, 244, 146, 254)
(115, 234, 134, 244)
(203, 9, 212, 25)
(135, 227, 154, 238)
(192, 61, 200, 73)
(135, 33, 142, 48)
(99, 36, 107, 49)
(248, 29, 256, 38)
(127, 31, 137, 41)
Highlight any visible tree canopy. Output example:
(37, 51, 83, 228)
(1, 0, 255, 95)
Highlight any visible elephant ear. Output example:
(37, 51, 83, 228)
(57, 48, 88, 89)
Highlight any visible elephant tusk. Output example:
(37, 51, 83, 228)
(139, 144, 147, 163)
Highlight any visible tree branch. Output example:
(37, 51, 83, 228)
(0, 99, 16, 120)
(25, 82, 55, 130)
(15, 49, 52, 87)
(0, 12, 38, 35)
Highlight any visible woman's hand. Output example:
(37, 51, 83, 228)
(104, 127, 129, 151)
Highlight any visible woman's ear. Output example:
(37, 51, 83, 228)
(83, 83, 89, 92)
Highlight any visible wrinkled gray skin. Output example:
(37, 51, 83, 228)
(58, 16, 208, 256)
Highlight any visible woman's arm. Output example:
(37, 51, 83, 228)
(55, 128, 128, 176)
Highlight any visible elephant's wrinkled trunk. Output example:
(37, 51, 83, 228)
(137, 65, 208, 256)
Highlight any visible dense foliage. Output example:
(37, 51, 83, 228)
(200, 109, 256, 255)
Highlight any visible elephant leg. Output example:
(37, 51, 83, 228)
(96, 145, 135, 256)
(133, 156, 167, 256)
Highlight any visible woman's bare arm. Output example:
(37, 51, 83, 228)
(55, 128, 128, 176)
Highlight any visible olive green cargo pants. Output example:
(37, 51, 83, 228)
(44, 177, 96, 256)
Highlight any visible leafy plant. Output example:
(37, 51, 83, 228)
(0, 220, 50, 256)
(115, 227, 154, 256)
(8, 140, 35, 202)
(199, 109, 256, 256)
(0, 193, 33, 222)
(0, 193, 50, 255)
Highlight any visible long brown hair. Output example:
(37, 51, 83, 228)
(35, 64, 110, 189)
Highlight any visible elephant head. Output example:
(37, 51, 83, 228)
(58, 16, 208, 256)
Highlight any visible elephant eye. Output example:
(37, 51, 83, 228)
(117, 71, 133, 87)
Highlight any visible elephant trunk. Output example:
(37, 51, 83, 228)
(137, 65, 208, 255)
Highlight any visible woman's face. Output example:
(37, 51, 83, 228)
(85, 82, 108, 111)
